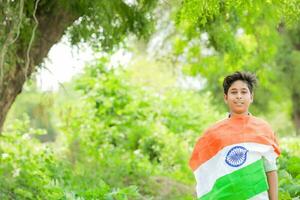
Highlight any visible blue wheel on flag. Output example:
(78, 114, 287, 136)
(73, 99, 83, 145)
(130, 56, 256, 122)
(225, 146, 248, 167)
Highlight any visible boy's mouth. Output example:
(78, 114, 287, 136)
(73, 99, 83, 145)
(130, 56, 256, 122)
(234, 102, 244, 105)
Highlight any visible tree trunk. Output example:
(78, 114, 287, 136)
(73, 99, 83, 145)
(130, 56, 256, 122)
(279, 23, 300, 136)
(0, 5, 79, 132)
(291, 25, 300, 136)
(292, 92, 300, 135)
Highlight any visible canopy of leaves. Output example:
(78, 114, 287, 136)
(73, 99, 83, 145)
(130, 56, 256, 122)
(171, 0, 300, 117)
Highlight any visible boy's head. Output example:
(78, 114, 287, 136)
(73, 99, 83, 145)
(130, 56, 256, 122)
(223, 71, 257, 115)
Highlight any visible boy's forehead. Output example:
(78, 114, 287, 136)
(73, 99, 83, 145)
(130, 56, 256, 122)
(229, 80, 249, 89)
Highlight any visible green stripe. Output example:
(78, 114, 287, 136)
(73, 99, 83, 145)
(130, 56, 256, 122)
(199, 159, 268, 200)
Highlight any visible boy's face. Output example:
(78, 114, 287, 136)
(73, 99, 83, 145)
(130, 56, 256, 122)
(224, 80, 253, 115)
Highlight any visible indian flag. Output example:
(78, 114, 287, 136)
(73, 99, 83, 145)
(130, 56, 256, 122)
(189, 116, 280, 200)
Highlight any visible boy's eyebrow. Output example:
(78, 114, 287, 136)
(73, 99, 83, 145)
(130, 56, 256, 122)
(229, 87, 248, 91)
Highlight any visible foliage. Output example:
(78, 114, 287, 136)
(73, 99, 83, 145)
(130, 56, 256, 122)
(1, 56, 300, 199)
(0, 115, 148, 199)
(0, 0, 157, 69)
(4, 83, 57, 141)
(0, 0, 160, 135)
(67, 0, 157, 50)
(278, 138, 300, 199)
(58, 57, 223, 198)
(0, 116, 65, 199)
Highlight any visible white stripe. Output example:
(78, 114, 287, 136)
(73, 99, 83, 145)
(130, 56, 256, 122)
(249, 191, 269, 200)
(194, 142, 277, 197)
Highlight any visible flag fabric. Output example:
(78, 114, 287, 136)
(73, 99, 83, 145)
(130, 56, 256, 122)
(189, 115, 280, 200)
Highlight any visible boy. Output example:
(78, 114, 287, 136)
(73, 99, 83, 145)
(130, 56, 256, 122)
(189, 71, 280, 200)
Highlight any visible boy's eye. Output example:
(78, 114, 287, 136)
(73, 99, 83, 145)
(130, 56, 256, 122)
(231, 91, 237, 94)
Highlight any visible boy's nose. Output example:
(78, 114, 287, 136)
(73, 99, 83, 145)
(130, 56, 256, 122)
(236, 93, 242, 99)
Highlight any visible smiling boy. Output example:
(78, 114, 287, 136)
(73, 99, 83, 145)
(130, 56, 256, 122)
(189, 71, 280, 200)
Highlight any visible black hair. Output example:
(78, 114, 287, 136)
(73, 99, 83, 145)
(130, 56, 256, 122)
(223, 71, 257, 94)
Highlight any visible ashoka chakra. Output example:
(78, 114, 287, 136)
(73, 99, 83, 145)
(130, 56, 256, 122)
(225, 146, 248, 167)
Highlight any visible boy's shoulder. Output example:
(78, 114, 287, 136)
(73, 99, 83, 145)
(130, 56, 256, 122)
(203, 117, 230, 135)
(249, 115, 273, 128)
(203, 115, 273, 135)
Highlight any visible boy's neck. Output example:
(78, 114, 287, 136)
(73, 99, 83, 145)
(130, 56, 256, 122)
(228, 112, 251, 118)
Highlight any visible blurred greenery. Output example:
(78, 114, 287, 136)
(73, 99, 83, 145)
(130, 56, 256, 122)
(2, 56, 299, 199)
(1, 0, 300, 199)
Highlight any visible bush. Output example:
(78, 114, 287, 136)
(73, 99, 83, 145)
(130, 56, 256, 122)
(0, 116, 64, 199)
(0, 115, 144, 199)
(58, 58, 222, 198)
(278, 137, 300, 199)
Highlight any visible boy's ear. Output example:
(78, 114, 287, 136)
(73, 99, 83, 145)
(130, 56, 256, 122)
(224, 93, 228, 104)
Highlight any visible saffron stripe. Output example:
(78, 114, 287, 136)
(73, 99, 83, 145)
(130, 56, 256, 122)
(189, 131, 280, 171)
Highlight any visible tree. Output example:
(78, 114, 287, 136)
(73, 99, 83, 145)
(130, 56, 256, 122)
(174, 0, 300, 134)
(0, 0, 156, 132)
(277, 22, 300, 134)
